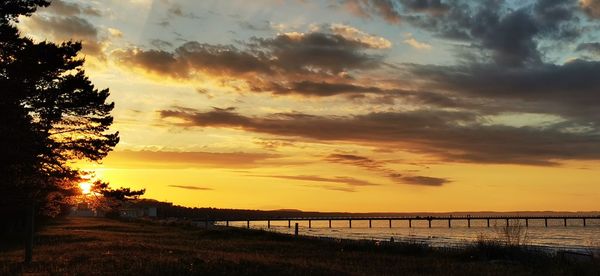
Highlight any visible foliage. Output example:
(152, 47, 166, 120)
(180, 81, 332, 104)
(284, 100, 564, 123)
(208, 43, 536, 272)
(0, 0, 118, 217)
(476, 219, 529, 247)
(89, 181, 145, 215)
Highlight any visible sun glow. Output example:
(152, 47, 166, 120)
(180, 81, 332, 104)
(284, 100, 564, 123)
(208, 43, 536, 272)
(79, 182, 92, 195)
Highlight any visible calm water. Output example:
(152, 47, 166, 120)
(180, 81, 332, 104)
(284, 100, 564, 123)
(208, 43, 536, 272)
(219, 219, 600, 252)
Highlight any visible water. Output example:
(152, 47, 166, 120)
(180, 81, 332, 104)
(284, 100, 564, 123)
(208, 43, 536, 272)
(218, 218, 600, 253)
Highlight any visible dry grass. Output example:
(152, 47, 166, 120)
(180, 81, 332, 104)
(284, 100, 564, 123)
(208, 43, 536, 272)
(0, 217, 598, 275)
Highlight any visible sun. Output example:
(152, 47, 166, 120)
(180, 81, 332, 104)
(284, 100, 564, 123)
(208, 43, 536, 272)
(79, 182, 92, 195)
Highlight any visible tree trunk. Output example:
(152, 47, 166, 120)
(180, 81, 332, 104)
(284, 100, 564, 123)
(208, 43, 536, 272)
(24, 204, 34, 264)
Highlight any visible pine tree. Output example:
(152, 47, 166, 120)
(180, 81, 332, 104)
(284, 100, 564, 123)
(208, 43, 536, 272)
(1, 0, 119, 217)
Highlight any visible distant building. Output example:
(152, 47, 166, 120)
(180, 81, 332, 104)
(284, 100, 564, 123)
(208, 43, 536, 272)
(120, 206, 157, 218)
(70, 203, 97, 217)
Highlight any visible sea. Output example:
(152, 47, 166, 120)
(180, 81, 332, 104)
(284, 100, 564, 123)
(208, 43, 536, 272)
(218, 218, 600, 253)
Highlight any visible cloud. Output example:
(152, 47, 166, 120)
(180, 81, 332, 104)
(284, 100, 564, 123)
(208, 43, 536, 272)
(22, 15, 105, 56)
(401, 176, 447, 186)
(259, 81, 385, 96)
(325, 153, 449, 186)
(105, 150, 282, 169)
(166, 2, 201, 19)
(114, 30, 387, 96)
(580, 0, 600, 18)
(576, 42, 600, 55)
(342, 1, 581, 67)
(249, 174, 379, 192)
(254, 174, 378, 186)
(43, 0, 101, 17)
(26, 15, 97, 38)
(158, 107, 600, 165)
(340, 0, 402, 24)
(107, 28, 123, 38)
(19, 0, 110, 58)
(403, 33, 432, 50)
(406, 60, 600, 122)
(238, 20, 273, 31)
(329, 23, 392, 49)
(399, 0, 449, 15)
(168, 185, 212, 190)
(325, 153, 390, 172)
(247, 31, 385, 73)
(150, 39, 174, 50)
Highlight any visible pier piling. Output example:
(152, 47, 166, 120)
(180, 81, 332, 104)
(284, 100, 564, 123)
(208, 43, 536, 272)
(309, 220, 312, 228)
(369, 220, 372, 228)
(389, 219, 392, 228)
(329, 220, 332, 228)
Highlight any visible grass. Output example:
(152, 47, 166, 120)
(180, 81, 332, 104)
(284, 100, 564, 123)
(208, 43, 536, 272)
(0, 217, 598, 275)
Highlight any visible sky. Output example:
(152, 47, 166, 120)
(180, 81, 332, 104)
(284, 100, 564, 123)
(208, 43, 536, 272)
(16, 0, 600, 212)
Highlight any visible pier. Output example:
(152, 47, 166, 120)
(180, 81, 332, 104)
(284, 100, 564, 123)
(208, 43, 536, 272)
(207, 215, 600, 229)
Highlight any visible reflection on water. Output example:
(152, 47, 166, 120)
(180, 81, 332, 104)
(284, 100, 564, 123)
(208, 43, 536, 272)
(218, 219, 600, 252)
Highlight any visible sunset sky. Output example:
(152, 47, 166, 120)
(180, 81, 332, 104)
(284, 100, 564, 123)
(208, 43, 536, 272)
(17, 0, 600, 212)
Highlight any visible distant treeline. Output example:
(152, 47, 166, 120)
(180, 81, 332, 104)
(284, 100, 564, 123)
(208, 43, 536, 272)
(129, 199, 600, 220)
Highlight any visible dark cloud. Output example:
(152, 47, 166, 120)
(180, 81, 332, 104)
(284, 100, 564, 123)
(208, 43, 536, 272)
(24, 15, 104, 56)
(150, 39, 173, 50)
(254, 174, 378, 187)
(238, 20, 272, 31)
(435, 1, 577, 66)
(325, 153, 449, 186)
(106, 150, 282, 169)
(114, 42, 271, 79)
(407, 60, 600, 122)
(43, 0, 101, 17)
(114, 31, 386, 96)
(400, 0, 450, 15)
(247, 32, 384, 73)
(401, 175, 448, 186)
(249, 174, 381, 192)
(168, 185, 212, 191)
(342, 1, 582, 67)
(576, 42, 600, 55)
(27, 15, 97, 38)
(258, 81, 385, 96)
(159, 107, 600, 165)
(341, 0, 402, 24)
(21, 0, 110, 58)
(167, 3, 201, 19)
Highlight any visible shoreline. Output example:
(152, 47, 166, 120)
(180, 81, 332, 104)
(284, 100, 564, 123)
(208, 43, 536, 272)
(2, 217, 599, 275)
(216, 222, 600, 255)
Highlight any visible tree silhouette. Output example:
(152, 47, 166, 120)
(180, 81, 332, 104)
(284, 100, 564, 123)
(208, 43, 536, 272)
(1, 0, 118, 219)
(87, 181, 146, 217)
(92, 181, 146, 201)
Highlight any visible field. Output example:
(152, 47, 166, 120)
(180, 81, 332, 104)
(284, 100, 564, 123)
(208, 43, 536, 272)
(1, 217, 599, 275)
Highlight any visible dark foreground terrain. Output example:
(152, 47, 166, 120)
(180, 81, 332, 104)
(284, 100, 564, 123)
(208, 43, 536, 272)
(1, 217, 598, 275)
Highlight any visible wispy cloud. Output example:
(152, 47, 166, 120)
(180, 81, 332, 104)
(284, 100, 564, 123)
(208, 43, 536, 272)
(169, 185, 212, 191)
